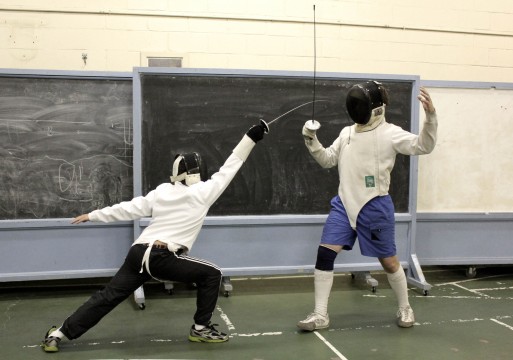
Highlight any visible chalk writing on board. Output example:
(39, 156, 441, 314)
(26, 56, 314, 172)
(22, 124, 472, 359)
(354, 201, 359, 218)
(0, 77, 133, 219)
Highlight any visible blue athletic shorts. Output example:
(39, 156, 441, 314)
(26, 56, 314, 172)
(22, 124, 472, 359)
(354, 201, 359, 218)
(320, 195, 396, 258)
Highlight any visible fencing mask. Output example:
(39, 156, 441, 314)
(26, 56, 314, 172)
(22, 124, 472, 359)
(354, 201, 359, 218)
(170, 152, 206, 186)
(346, 81, 388, 125)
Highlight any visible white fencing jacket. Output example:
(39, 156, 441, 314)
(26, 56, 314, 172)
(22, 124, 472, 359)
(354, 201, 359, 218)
(305, 111, 437, 228)
(88, 134, 256, 275)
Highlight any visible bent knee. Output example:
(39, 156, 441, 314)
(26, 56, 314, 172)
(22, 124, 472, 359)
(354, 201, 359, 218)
(204, 266, 222, 281)
(315, 246, 338, 271)
(379, 256, 400, 273)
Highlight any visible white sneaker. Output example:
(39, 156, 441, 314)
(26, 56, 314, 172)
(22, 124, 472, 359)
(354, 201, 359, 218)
(397, 305, 415, 328)
(297, 312, 330, 331)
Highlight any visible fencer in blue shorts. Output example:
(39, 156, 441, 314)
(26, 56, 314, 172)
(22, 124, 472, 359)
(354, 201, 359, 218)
(297, 82, 437, 331)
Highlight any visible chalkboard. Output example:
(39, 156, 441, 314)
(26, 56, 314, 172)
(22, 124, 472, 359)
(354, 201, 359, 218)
(0, 75, 133, 220)
(140, 73, 412, 215)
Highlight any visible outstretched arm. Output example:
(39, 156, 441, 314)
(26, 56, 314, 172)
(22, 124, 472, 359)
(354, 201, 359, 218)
(194, 122, 267, 206)
(72, 191, 156, 224)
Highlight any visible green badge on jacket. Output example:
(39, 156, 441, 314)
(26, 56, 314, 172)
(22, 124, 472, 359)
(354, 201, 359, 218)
(365, 175, 375, 188)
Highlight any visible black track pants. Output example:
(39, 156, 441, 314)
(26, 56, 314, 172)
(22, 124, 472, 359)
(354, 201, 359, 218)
(61, 244, 222, 340)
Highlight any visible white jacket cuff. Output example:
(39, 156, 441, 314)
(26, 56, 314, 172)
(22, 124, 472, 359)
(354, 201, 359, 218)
(88, 210, 100, 222)
(232, 134, 256, 162)
(305, 136, 323, 153)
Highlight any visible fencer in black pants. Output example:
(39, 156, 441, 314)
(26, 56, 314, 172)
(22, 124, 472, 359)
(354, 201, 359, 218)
(61, 244, 221, 339)
(41, 122, 267, 352)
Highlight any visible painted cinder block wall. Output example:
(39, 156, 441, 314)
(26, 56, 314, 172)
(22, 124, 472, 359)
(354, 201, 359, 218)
(0, 1, 512, 82)
(1, 1, 513, 213)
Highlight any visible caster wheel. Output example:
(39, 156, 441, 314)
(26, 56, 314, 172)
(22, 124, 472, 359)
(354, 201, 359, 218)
(167, 289, 174, 295)
(138, 303, 146, 310)
(466, 267, 477, 278)
(371, 286, 376, 293)
(224, 291, 230, 297)
(423, 290, 429, 296)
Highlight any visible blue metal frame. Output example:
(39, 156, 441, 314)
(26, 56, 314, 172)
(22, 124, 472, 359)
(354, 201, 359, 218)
(416, 79, 513, 270)
(0, 69, 134, 282)
(132, 67, 429, 291)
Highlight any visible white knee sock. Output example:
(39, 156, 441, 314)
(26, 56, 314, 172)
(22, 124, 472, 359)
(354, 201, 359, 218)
(313, 269, 334, 316)
(386, 268, 409, 308)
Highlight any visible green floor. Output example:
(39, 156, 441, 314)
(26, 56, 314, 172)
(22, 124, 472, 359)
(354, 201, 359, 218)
(1, 266, 512, 360)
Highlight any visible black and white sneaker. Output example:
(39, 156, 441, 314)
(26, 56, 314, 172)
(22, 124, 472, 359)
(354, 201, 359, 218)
(188, 323, 229, 343)
(41, 326, 61, 352)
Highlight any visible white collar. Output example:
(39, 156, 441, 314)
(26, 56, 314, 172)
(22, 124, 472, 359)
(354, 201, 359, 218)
(355, 106, 385, 133)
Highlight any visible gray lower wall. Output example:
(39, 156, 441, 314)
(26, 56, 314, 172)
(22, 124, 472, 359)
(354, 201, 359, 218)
(0, 220, 133, 281)
(1, 212, 511, 282)
(0, 214, 412, 281)
(416, 213, 513, 266)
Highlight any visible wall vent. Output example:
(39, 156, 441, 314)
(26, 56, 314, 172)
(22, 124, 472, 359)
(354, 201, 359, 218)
(147, 57, 182, 67)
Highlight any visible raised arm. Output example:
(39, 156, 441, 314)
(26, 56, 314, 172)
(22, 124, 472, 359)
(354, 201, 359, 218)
(193, 122, 267, 206)
(393, 87, 438, 155)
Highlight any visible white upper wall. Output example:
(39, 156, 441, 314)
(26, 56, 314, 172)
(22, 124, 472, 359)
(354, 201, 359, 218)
(1, 0, 512, 81)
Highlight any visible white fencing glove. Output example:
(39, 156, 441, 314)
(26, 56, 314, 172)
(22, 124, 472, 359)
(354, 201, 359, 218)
(302, 120, 321, 140)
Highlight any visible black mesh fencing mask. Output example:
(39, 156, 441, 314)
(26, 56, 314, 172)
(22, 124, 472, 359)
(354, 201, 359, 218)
(346, 81, 386, 125)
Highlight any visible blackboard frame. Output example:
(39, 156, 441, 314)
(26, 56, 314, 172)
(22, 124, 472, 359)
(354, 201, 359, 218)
(416, 79, 513, 271)
(0, 68, 133, 221)
(0, 69, 135, 283)
(132, 68, 429, 292)
(133, 68, 419, 214)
